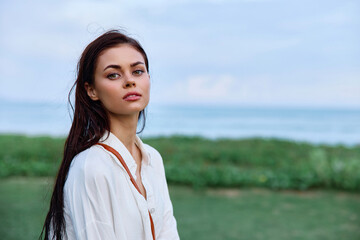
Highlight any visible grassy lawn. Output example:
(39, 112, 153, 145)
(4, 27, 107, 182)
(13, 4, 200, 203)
(0, 178, 359, 240)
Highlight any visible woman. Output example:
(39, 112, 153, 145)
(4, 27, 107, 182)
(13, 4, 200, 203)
(41, 30, 180, 240)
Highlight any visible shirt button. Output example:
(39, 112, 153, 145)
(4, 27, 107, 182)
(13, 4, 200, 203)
(150, 208, 155, 214)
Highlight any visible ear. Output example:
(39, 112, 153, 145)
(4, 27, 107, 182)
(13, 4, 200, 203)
(84, 82, 99, 101)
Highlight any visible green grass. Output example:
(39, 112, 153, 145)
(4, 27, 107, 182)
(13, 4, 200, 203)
(0, 134, 64, 177)
(1, 134, 360, 190)
(0, 178, 359, 240)
(174, 187, 360, 240)
(0, 178, 53, 240)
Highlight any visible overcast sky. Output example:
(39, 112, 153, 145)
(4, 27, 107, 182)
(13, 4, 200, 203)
(0, 0, 359, 108)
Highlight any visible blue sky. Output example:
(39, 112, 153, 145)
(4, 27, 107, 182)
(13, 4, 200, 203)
(0, 0, 359, 108)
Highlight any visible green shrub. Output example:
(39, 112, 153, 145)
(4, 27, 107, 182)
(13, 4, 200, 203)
(1, 134, 359, 191)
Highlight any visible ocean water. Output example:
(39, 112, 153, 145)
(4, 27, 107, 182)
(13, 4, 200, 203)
(1, 101, 360, 146)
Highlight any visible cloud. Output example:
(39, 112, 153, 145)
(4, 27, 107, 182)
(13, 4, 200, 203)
(282, 1, 359, 30)
(150, 71, 360, 107)
(186, 75, 236, 98)
(151, 74, 273, 105)
(151, 74, 237, 104)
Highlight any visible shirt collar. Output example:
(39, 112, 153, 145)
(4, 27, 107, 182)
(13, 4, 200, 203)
(134, 135, 152, 166)
(98, 131, 152, 170)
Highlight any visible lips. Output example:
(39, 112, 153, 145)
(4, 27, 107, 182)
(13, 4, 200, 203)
(123, 92, 142, 101)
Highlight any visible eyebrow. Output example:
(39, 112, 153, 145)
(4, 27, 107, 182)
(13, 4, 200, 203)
(103, 61, 145, 71)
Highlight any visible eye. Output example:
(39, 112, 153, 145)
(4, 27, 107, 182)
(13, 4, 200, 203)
(107, 73, 120, 80)
(133, 69, 144, 76)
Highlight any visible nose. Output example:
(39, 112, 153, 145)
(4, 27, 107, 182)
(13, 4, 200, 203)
(123, 74, 136, 88)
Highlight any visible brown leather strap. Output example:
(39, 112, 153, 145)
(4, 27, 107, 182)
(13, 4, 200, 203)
(96, 143, 156, 240)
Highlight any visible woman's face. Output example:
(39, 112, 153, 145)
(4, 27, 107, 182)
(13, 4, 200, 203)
(86, 44, 150, 118)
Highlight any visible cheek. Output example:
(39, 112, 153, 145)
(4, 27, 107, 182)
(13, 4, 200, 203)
(143, 80, 151, 102)
(96, 82, 123, 105)
(145, 81, 151, 94)
(98, 81, 118, 94)
(142, 78, 151, 93)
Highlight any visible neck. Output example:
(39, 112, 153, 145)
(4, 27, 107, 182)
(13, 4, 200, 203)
(109, 113, 139, 155)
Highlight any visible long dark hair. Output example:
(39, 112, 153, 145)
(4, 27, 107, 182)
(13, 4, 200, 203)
(40, 30, 149, 240)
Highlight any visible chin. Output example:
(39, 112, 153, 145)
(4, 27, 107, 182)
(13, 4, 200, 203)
(125, 105, 148, 114)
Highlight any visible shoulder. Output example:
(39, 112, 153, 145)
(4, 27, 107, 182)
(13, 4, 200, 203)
(64, 146, 116, 208)
(142, 143, 166, 174)
(71, 145, 112, 171)
(66, 145, 114, 185)
(143, 143, 162, 160)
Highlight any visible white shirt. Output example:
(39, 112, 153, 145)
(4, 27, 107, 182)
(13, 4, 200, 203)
(62, 131, 180, 240)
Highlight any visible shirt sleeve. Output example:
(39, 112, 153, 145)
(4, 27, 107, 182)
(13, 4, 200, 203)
(151, 149, 180, 240)
(64, 152, 120, 240)
(157, 174, 180, 240)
